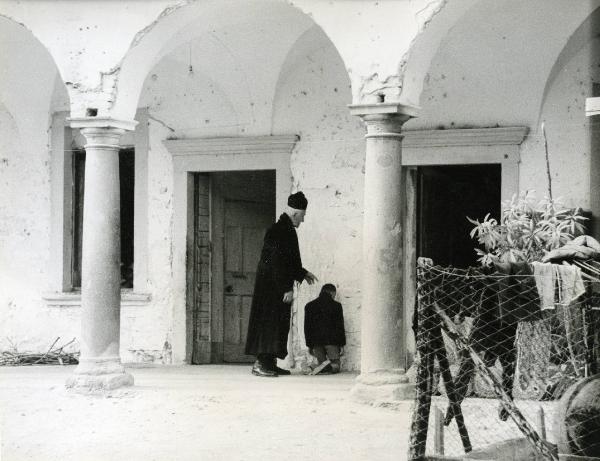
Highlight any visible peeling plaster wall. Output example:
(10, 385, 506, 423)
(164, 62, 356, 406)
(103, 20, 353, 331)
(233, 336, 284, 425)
(406, 2, 600, 210)
(272, 28, 365, 370)
(131, 24, 364, 369)
(121, 119, 175, 363)
(0, 17, 77, 353)
(0, 0, 175, 117)
(1, 0, 445, 120)
(519, 37, 600, 209)
(290, 0, 446, 104)
(138, 51, 241, 138)
(0, 103, 80, 352)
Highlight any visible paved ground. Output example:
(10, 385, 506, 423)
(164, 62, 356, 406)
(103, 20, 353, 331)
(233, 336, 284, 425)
(0, 365, 412, 461)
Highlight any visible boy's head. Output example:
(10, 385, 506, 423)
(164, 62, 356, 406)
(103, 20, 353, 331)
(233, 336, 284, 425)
(320, 283, 336, 299)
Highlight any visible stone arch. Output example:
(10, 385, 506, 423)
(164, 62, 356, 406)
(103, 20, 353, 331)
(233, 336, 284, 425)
(538, 6, 600, 125)
(402, 0, 600, 130)
(113, 0, 351, 123)
(271, 24, 353, 133)
(399, 0, 480, 108)
(0, 15, 69, 148)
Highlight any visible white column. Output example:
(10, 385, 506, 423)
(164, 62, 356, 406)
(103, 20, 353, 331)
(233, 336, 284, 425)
(66, 117, 137, 391)
(349, 102, 417, 403)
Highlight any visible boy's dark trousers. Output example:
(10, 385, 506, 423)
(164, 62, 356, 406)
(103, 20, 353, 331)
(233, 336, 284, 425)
(311, 345, 341, 372)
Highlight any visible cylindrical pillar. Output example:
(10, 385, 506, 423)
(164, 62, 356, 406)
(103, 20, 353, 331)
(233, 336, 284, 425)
(66, 119, 136, 391)
(349, 103, 417, 403)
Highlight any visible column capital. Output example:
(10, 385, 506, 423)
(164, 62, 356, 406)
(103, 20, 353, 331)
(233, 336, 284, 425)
(68, 117, 138, 151)
(68, 117, 138, 131)
(348, 102, 418, 138)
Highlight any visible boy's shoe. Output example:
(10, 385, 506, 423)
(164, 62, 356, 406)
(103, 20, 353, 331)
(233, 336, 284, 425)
(310, 359, 331, 375)
(317, 364, 333, 375)
(251, 360, 278, 378)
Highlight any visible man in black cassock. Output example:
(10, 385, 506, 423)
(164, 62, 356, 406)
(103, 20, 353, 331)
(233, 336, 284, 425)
(245, 191, 317, 377)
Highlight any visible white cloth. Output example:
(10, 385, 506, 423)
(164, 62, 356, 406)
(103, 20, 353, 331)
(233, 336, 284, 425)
(555, 264, 586, 306)
(531, 262, 556, 310)
(531, 262, 586, 310)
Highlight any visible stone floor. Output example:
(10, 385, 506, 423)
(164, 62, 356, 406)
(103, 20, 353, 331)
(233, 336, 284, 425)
(0, 365, 412, 461)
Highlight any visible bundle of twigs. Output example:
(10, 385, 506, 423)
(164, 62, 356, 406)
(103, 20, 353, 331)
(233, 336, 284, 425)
(0, 337, 79, 366)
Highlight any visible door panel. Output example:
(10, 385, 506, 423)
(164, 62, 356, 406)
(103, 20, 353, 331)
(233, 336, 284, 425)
(223, 200, 273, 362)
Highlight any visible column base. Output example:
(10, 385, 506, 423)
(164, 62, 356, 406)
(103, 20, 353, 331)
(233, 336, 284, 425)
(65, 357, 134, 392)
(350, 369, 415, 405)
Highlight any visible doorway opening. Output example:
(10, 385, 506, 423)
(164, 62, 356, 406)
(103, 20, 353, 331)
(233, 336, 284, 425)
(187, 170, 276, 364)
(417, 164, 501, 268)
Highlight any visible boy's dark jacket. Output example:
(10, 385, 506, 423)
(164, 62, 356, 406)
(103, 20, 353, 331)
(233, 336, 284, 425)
(304, 293, 346, 348)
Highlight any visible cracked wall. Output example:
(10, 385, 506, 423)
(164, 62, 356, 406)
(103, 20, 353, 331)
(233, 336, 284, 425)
(405, 1, 600, 210)
(130, 20, 366, 370)
(271, 29, 365, 370)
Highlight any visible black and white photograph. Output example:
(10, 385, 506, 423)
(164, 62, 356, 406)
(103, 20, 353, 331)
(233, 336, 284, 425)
(1, 1, 600, 460)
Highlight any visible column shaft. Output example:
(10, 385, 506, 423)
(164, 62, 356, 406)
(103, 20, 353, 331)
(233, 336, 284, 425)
(349, 104, 417, 403)
(66, 124, 134, 391)
(361, 123, 405, 372)
(80, 131, 122, 365)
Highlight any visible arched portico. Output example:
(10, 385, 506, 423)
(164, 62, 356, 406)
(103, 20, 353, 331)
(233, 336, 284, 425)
(38, 0, 484, 397)
(9, 0, 599, 402)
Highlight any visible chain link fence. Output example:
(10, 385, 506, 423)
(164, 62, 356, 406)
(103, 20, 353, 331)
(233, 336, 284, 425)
(408, 258, 600, 461)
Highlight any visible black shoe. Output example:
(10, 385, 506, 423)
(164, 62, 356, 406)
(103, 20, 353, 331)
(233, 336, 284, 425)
(275, 366, 291, 375)
(251, 361, 278, 378)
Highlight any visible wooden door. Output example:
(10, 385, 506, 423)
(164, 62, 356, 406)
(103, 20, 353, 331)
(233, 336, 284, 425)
(223, 200, 273, 362)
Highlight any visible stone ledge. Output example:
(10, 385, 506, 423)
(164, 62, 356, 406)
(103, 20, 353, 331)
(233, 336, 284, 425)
(163, 135, 299, 156)
(402, 126, 528, 148)
(43, 290, 151, 308)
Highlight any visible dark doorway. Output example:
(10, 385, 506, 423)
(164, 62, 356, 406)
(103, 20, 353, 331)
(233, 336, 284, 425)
(188, 170, 276, 364)
(417, 164, 501, 268)
(72, 148, 135, 289)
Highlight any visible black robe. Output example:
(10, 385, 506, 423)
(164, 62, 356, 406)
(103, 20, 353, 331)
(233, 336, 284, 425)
(245, 213, 307, 359)
(304, 293, 346, 349)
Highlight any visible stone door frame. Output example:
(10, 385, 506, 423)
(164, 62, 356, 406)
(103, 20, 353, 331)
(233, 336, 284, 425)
(164, 135, 298, 364)
(400, 126, 528, 359)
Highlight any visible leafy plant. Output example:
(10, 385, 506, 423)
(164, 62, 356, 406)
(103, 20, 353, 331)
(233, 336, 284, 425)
(468, 191, 587, 266)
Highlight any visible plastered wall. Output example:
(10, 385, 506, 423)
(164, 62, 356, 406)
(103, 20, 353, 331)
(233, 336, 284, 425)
(0, 102, 81, 353)
(128, 24, 365, 368)
(271, 26, 365, 370)
(519, 38, 600, 210)
(406, 5, 600, 211)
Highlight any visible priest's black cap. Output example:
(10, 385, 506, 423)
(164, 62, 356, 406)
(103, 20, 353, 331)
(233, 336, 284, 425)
(287, 191, 308, 210)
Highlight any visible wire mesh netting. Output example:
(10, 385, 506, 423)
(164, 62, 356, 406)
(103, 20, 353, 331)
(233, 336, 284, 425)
(408, 258, 600, 461)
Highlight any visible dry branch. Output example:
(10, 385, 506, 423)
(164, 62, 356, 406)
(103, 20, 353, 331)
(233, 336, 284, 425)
(0, 337, 79, 366)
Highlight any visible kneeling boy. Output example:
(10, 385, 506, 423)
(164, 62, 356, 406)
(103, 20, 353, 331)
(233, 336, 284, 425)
(304, 283, 346, 374)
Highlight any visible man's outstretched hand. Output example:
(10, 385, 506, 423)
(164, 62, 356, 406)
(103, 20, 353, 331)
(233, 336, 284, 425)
(304, 271, 318, 285)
